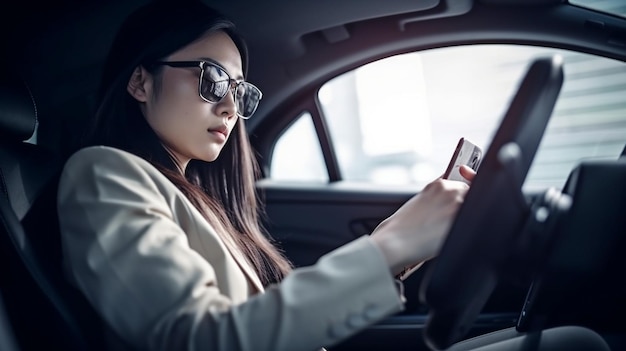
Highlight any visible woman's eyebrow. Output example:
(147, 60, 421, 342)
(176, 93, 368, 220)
(199, 57, 244, 80)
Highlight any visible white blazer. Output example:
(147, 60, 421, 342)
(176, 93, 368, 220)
(57, 146, 404, 351)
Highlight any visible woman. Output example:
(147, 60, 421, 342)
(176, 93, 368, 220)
(57, 1, 473, 350)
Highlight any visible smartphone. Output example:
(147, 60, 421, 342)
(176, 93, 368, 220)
(443, 137, 482, 184)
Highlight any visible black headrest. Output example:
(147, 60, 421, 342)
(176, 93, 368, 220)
(0, 73, 37, 142)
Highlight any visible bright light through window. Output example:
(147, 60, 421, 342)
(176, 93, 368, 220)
(354, 54, 432, 158)
(270, 44, 626, 191)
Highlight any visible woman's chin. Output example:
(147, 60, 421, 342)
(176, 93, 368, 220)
(196, 151, 221, 163)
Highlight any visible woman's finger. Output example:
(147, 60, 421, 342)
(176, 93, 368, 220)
(459, 164, 476, 182)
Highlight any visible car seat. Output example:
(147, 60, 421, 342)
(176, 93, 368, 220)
(0, 70, 125, 350)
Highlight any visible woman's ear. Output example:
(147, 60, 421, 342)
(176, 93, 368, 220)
(127, 66, 151, 102)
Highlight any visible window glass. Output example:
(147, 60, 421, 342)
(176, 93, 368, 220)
(316, 44, 626, 191)
(270, 112, 329, 182)
(569, 0, 626, 18)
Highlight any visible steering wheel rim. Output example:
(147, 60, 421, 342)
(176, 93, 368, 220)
(419, 55, 565, 350)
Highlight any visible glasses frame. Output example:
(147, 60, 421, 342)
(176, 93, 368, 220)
(151, 60, 262, 119)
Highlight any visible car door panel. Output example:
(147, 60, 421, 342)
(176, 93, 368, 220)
(259, 181, 408, 267)
(259, 181, 524, 350)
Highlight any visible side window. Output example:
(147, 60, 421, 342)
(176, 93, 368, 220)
(271, 45, 626, 190)
(269, 112, 328, 182)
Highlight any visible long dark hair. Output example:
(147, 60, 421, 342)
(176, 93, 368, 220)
(82, 0, 292, 286)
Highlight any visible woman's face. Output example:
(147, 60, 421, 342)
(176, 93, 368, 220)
(138, 31, 243, 170)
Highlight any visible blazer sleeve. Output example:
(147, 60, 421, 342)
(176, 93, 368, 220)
(57, 147, 405, 351)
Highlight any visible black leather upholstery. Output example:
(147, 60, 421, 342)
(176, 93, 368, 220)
(0, 291, 20, 351)
(0, 73, 54, 220)
(519, 160, 626, 334)
(0, 74, 37, 142)
(0, 71, 96, 350)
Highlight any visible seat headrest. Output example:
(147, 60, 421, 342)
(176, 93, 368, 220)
(0, 73, 37, 142)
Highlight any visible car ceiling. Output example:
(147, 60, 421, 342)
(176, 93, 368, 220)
(2, 0, 454, 115)
(1, 0, 623, 139)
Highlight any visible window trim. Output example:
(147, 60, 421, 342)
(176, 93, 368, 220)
(311, 94, 341, 182)
(252, 89, 342, 182)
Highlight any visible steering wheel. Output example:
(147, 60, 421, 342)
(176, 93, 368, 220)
(419, 55, 565, 350)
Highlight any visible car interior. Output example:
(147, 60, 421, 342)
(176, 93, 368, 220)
(1, 0, 625, 350)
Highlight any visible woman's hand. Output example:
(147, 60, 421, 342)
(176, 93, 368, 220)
(371, 167, 475, 276)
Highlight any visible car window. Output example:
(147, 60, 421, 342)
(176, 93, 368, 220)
(270, 112, 329, 182)
(270, 44, 626, 191)
(569, 0, 626, 18)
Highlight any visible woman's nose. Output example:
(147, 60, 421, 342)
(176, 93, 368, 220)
(217, 88, 238, 119)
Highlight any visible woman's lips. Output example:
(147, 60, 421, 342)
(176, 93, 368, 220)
(208, 126, 228, 141)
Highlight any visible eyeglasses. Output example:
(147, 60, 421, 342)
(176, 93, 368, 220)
(151, 60, 262, 119)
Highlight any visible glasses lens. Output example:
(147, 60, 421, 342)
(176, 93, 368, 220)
(200, 62, 262, 118)
(235, 82, 262, 119)
(201, 64, 230, 102)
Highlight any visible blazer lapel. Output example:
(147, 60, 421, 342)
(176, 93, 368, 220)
(219, 233, 265, 293)
(231, 249, 264, 293)
(168, 179, 266, 293)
